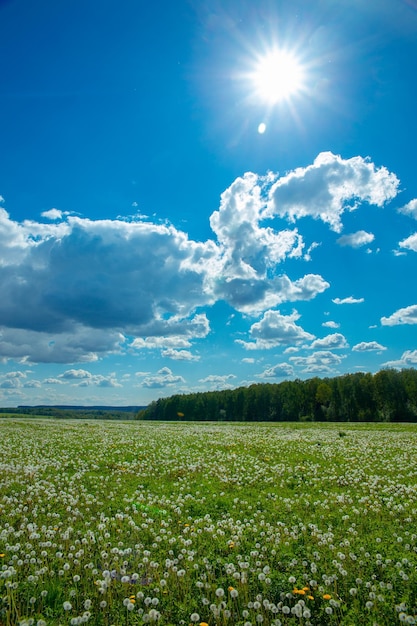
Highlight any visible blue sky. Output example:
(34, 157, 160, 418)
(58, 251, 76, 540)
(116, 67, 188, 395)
(1, 0, 417, 407)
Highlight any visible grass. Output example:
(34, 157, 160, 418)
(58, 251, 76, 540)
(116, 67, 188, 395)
(1, 419, 417, 625)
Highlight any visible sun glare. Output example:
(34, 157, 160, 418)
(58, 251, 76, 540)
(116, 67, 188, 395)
(252, 49, 305, 104)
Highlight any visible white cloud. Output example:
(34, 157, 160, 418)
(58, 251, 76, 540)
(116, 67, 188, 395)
(199, 374, 236, 383)
(142, 367, 186, 389)
(23, 380, 41, 388)
(41, 208, 63, 220)
(332, 296, 364, 304)
(336, 230, 375, 247)
(399, 233, 417, 252)
(398, 199, 417, 219)
(304, 241, 320, 261)
(310, 333, 348, 350)
(161, 348, 200, 361)
(0, 207, 215, 362)
(59, 369, 92, 380)
(0, 326, 121, 363)
(267, 152, 399, 232)
(352, 341, 387, 352)
(289, 350, 345, 373)
(0, 152, 401, 365)
(322, 320, 340, 328)
(381, 304, 417, 326)
(198, 374, 237, 390)
(57, 368, 121, 387)
(259, 363, 294, 378)
(236, 309, 315, 350)
(215, 273, 329, 315)
(382, 350, 417, 369)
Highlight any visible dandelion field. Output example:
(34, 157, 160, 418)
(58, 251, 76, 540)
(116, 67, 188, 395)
(1, 420, 417, 626)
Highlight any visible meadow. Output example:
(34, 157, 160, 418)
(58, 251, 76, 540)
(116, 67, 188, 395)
(1, 420, 417, 626)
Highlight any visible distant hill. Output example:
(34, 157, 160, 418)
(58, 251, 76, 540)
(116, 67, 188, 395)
(17, 405, 144, 411)
(0, 405, 146, 420)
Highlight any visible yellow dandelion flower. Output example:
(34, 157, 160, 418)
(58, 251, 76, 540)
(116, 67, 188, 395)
(199, 623, 209, 626)
(308, 595, 314, 600)
(228, 586, 235, 592)
(0, 554, 4, 558)
(323, 593, 332, 600)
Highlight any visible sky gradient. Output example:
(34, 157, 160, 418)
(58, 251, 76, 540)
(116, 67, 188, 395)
(1, 0, 417, 407)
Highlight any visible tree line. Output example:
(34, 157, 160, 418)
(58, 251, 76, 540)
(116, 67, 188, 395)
(137, 369, 417, 422)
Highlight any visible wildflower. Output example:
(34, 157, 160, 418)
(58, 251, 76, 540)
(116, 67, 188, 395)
(293, 588, 306, 595)
(322, 594, 332, 600)
(199, 623, 209, 626)
(63, 601, 72, 611)
(190, 613, 200, 622)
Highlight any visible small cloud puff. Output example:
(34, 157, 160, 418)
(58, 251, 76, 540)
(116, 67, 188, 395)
(310, 333, 348, 350)
(141, 367, 185, 389)
(332, 296, 364, 304)
(259, 363, 294, 378)
(41, 208, 63, 220)
(336, 230, 375, 248)
(382, 349, 417, 369)
(322, 320, 340, 328)
(198, 373, 236, 390)
(236, 309, 315, 350)
(352, 341, 387, 352)
(289, 350, 345, 373)
(161, 348, 199, 361)
(399, 233, 417, 252)
(398, 199, 417, 219)
(381, 304, 417, 326)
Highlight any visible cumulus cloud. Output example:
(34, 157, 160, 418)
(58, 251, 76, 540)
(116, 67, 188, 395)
(381, 304, 417, 326)
(310, 333, 349, 350)
(322, 320, 340, 328)
(336, 230, 375, 247)
(266, 152, 399, 233)
(141, 367, 185, 389)
(259, 363, 294, 378)
(332, 296, 365, 304)
(41, 208, 63, 220)
(199, 374, 236, 383)
(399, 233, 417, 252)
(0, 152, 401, 365)
(59, 369, 92, 380)
(236, 309, 315, 350)
(57, 368, 121, 387)
(289, 350, 345, 373)
(382, 350, 417, 369)
(352, 341, 387, 352)
(23, 380, 41, 388)
(209, 172, 329, 313)
(161, 348, 200, 361)
(398, 199, 417, 219)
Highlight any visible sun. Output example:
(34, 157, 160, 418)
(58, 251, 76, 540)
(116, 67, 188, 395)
(251, 49, 305, 104)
